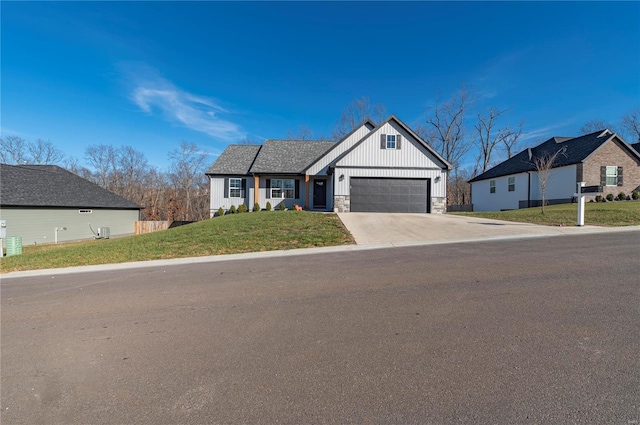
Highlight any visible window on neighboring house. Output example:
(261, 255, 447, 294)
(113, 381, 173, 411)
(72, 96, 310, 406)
(508, 177, 515, 192)
(386, 135, 397, 149)
(490, 180, 496, 193)
(271, 179, 295, 198)
(229, 178, 242, 197)
(606, 166, 618, 186)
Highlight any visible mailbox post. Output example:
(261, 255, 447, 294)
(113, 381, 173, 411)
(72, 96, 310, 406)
(574, 182, 603, 226)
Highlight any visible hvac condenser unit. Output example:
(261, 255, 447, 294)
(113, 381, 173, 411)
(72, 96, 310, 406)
(96, 227, 110, 239)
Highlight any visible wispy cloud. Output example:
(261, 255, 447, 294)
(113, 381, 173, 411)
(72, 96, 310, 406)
(520, 120, 575, 143)
(120, 63, 244, 141)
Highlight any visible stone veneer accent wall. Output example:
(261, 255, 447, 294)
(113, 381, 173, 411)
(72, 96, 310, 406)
(333, 195, 350, 213)
(334, 195, 448, 214)
(432, 197, 446, 214)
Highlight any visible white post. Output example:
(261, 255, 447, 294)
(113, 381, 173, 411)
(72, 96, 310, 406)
(55, 227, 59, 244)
(577, 182, 585, 226)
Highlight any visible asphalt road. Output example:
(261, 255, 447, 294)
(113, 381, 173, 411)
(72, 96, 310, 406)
(2, 232, 639, 424)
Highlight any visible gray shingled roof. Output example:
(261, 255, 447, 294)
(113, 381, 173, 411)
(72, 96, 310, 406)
(0, 164, 141, 209)
(205, 145, 261, 175)
(207, 140, 336, 176)
(469, 130, 638, 183)
(250, 140, 335, 173)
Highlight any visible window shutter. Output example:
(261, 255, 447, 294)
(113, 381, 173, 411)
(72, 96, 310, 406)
(617, 166, 623, 186)
(241, 179, 247, 197)
(224, 178, 229, 198)
(600, 166, 606, 186)
(294, 179, 300, 198)
(381, 134, 386, 149)
(265, 179, 271, 198)
(396, 134, 402, 149)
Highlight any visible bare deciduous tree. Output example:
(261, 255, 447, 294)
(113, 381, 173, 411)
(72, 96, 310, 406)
(85, 144, 118, 188)
(333, 97, 386, 140)
(580, 120, 617, 135)
(168, 141, 209, 221)
(502, 121, 523, 159)
(533, 147, 567, 214)
(474, 107, 512, 173)
(620, 108, 640, 142)
(423, 86, 473, 172)
(287, 125, 314, 140)
(0, 136, 28, 164)
(27, 138, 65, 165)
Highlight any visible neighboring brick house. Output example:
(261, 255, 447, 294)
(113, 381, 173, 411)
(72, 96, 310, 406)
(469, 130, 640, 212)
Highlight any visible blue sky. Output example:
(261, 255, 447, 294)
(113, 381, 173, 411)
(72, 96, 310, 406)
(2, 1, 639, 170)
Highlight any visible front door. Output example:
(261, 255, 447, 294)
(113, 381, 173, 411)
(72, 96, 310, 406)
(313, 179, 327, 209)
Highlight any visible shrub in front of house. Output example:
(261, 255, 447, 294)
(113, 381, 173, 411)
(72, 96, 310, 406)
(218, 207, 225, 217)
(253, 203, 261, 212)
(595, 195, 604, 203)
(616, 192, 626, 201)
(229, 205, 236, 214)
(278, 202, 286, 211)
(606, 194, 614, 202)
(238, 203, 248, 213)
(632, 190, 639, 200)
(266, 201, 272, 211)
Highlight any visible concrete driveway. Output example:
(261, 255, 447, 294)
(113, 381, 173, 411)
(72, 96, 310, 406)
(337, 213, 613, 245)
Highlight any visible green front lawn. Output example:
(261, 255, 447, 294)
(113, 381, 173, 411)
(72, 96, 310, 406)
(452, 201, 640, 227)
(0, 211, 355, 273)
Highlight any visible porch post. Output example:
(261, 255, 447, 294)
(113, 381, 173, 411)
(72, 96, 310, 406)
(305, 175, 310, 210)
(254, 175, 259, 207)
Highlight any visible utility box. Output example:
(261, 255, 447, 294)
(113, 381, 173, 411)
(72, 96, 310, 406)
(0, 220, 6, 239)
(97, 227, 110, 239)
(6, 236, 23, 256)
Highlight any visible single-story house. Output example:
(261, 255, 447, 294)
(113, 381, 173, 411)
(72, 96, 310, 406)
(0, 164, 141, 246)
(469, 130, 640, 212)
(206, 115, 451, 215)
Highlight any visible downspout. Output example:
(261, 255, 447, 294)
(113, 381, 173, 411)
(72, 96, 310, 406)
(527, 172, 531, 208)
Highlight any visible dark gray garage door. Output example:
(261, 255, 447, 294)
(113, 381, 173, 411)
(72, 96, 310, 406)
(350, 178, 430, 213)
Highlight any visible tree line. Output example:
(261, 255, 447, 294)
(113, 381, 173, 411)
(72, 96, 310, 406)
(3, 93, 638, 216)
(0, 137, 210, 222)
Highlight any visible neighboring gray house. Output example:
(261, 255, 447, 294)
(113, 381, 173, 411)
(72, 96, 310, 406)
(469, 130, 640, 212)
(206, 115, 451, 215)
(0, 164, 141, 246)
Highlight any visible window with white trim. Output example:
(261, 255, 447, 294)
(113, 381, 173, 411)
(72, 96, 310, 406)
(508, 176, 515, 192)
(386, 134, 397, 149)
(229, 178, 242, 197)
(490, 180, 496, 193)
(605, 166, 618, 186)
(271, 179, 295, 198)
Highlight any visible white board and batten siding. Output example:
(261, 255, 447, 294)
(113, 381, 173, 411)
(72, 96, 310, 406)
(209, 176, 254, 215)
(0, 207, 139, 245)
(306, 123, 374, 175)
(333, 121, 448, 198)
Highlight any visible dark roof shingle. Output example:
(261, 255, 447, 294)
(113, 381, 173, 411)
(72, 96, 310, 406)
(205, 145, 261, 175)
(0, 164, 141, 209)
(250, 140, 335, 174)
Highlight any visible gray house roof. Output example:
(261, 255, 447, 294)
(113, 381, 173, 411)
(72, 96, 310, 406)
(469, 130, 639, 183)
(250, 140, 335, 173)
(205, 145, 261, 175)
(207, 140, 336, 175)
(0, 164, 141, 209)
